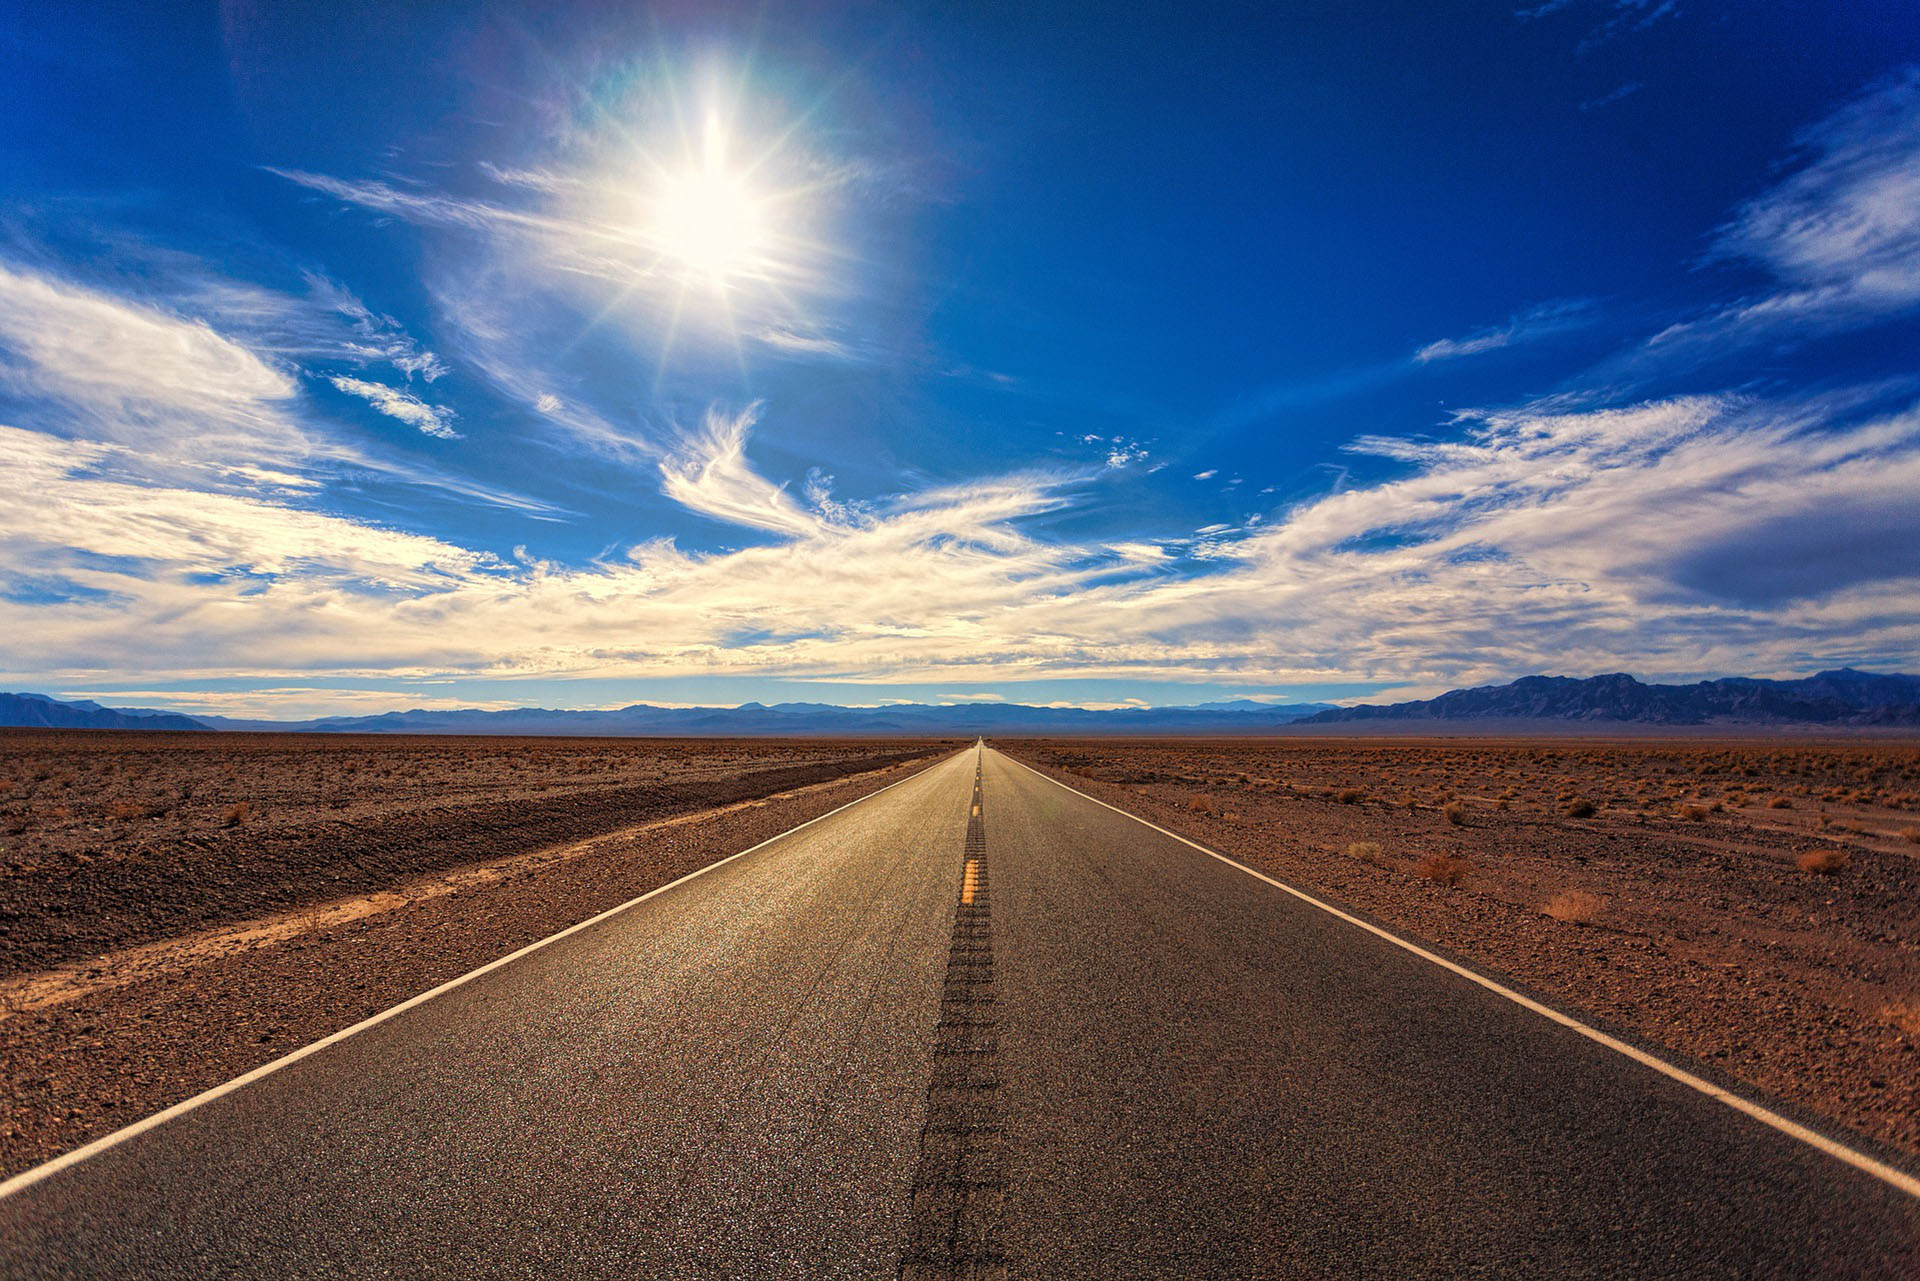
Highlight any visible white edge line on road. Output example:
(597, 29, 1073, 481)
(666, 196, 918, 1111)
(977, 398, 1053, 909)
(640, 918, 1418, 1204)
(993, 748, 1920, 1202)
(0, 749, 965, 1203)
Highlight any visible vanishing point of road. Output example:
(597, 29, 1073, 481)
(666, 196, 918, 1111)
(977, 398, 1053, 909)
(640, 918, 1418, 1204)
(1, 745, 1915, 1278)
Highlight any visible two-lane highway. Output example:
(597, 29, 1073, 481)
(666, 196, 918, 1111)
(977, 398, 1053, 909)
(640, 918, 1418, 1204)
(1, 745, 1915, 1277)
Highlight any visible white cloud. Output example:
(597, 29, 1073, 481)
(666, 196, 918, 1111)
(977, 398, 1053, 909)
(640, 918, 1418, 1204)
(1520, 0, 1679, 54)
(303, 273, 448, 382)
(1650, 70, 1920, 353)
(1193, 469, 1217, 480)
(755, 327, 858, 360)
(3, 387, 1918, 697)
(0, 257, 554, 523)
(9, 75, 1920, 707)
(0, 261, 301, 457)
(57, 687, 527, 719)
(329, 375, 460, 439)
(1580, 81, 1644, 112)
(1414, 299, 1594, 364)
(659, 406, 826, 538)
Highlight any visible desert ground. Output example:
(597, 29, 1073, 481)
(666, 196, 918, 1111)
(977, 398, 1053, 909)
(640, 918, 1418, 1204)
(0, 731, 951, 1178)
(4, 729, 1917, 1183)
(999, 736, 1920, 1160)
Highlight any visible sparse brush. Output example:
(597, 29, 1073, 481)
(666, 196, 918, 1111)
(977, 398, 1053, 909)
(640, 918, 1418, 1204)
(1346, 840, 1388, 868)
(221, 801, 254, 827)
(1900, 827, 1920, 845)
(106, 799, 157, 821)
(1796, 848, 1850, 875)
(1767, 796, 1792, 809)
(1415, 853, 1470, 887)
(1442, 800, 1466, 826)
(1495, 798, 1511, 812)
(1678, 803, 1710, 822)
(1564, 799, 1596, 818)
(1335, 788, 1365, 804)
(1542, 889, 1606, 924)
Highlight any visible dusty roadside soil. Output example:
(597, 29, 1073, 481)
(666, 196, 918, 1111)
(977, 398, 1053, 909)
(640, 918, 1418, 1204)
(0, 737, 952, 1180)
(999, 737, 1920, 1161)
(0, 731, 945, 974)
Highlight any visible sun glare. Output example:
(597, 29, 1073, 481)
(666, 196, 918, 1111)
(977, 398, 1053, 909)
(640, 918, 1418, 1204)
(646, 113, 768, 287)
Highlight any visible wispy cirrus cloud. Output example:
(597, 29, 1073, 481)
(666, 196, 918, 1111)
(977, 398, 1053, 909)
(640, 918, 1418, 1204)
(0, 255, 554, 519)
(6, 380, 1918, 699)
(659, 405, 827, 538)
(1649, 69, 1920, 356)
(755, 326, 861, 361)
(329, 375, 460, 439)
(1579, 81, 1643, 112)
(1413, 299, 1595, 364)
(1518, 0, 1680, 55)
(0, 260, 301, 457)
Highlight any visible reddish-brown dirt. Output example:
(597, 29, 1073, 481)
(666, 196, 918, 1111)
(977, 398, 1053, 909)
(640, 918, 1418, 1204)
(0, 730, 948, 976)
(998, 736, 1920, 1161)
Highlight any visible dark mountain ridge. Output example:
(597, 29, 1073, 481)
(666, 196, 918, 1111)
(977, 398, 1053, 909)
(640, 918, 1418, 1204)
(1303, 669, 1920, 726)
(0, 692, 207, 732)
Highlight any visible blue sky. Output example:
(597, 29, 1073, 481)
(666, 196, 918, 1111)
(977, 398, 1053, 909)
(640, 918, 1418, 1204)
(4, 1, 1920, 717)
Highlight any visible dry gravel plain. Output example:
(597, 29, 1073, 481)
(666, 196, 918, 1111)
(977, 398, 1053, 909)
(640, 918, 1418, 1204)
(1000, 736, 1920, 1162)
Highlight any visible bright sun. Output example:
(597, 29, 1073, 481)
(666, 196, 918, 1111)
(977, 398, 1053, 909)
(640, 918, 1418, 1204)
(646, 114, 768, 287)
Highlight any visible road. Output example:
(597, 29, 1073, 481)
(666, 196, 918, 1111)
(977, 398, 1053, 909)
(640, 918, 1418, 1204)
(1, 745, 1915, 1278)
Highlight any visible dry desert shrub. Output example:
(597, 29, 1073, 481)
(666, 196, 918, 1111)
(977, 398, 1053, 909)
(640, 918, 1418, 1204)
(221, 801, 254, 827)
(1900, 826, 1920, 845)
(1415, 853, 1470, 886)
(1563, 799, 1596, 818)
(1442, 800, 1466, 826)
(106, 799, 158, 821)
(1335, 788, 1365, 804)
(1767, 796, 1792, 809)
(1881, 1001, 1920, 1036)
(1542, 889, 1606, 924)
(1346, 840, 1389, 868)
(1678, 803, 1710, 822)
(1796, 848, 1850, 875)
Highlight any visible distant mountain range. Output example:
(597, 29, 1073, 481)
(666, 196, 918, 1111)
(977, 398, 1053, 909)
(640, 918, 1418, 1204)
(0, 692, 1337, 736)
(1302, 669, 1920, 726)
(0, 692, 208, 732)
(3, 670, 1916, 735)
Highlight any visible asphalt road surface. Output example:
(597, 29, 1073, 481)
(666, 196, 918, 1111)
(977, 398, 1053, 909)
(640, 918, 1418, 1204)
(1, 745, 1915, 1278)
